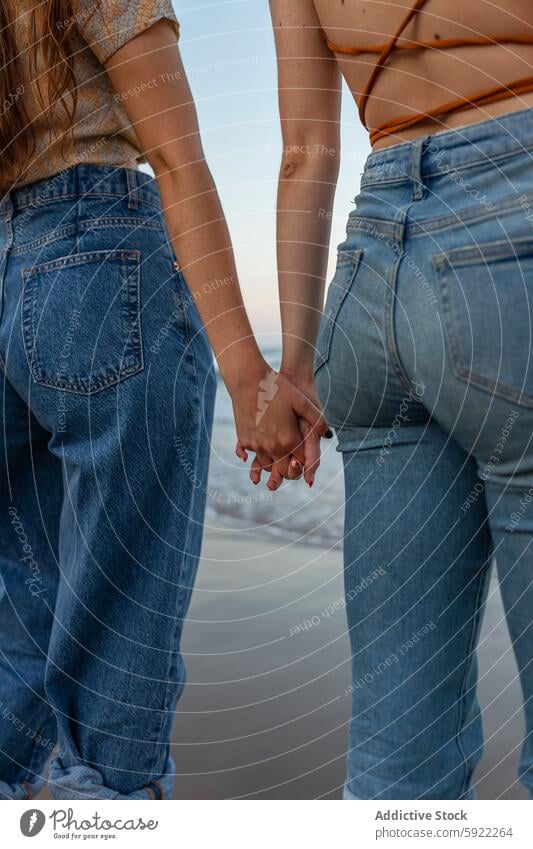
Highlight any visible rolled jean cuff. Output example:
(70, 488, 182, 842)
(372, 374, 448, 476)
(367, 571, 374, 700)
(0, 775, 45, 800)
(48, 754, 175, 800)
(343, 781, 477, 800)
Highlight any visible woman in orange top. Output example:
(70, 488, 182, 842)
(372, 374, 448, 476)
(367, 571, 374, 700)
(263, 0, 533, 799)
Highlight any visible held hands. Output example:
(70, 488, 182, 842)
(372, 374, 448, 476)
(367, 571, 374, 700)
(232, 362, 331, 491)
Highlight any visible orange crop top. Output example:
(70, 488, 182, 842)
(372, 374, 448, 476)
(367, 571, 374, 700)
(323, 0, 533, 145)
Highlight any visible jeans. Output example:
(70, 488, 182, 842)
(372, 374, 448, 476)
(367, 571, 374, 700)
(315, 108, 533, 799)
(0, 165, 216, 799)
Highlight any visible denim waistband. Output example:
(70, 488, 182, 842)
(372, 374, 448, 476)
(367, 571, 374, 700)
(361, 107, 533, 188)
(0, 164, 161, 219)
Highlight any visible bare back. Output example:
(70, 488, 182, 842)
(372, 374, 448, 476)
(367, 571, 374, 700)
(313, 0, 533, 147)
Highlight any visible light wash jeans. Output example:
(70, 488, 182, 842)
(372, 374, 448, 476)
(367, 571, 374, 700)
(315, 108, 533, 799)
(0, 165, 216, 799)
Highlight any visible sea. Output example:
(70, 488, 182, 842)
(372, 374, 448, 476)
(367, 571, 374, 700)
(204, 346, 345, 550)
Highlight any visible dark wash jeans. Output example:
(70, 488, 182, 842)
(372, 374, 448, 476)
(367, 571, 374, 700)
(0, 165, 216, 799)
(315, 108, 533, 799)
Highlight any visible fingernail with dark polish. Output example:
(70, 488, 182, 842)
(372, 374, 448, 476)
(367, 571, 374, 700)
(325, 429, 334, 439)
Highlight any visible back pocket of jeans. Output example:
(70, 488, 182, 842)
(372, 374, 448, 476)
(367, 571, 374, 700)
(433, 237, 533, 407)
(314, 249, 363, 372)
(22, 250, 143, 395)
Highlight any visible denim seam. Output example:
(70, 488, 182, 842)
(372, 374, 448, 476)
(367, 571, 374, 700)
(408, 193, 533, 237)
(144, 268, 198, 784)
(0, 217, 13, 331)
(80, 217, 163, 232)
(433, 235, 533, 265)
(385, 243, 418, 397)
(362, 140, 533, 189)
(15, 192, 162, 214)
(433, 260, 533, 408)
(347, 218, 398, 239)
(12, 219, 164, 257)
(22, 248, 138, 276)
(121, 250, 144, 388)
(11, 225, 78, 256)
(314, 250, 363, 371)
(456, 562, 491, 799)
(423, 141, 533, 180)
(353, 193, 533, 242)
(22, 723, 51, 793)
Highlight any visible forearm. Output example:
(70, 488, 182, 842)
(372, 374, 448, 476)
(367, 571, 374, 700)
(277, 148, 339, 382)
(155, 159, 265, 390)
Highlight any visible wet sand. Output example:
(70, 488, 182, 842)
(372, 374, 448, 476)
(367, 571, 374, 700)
(169, 530, 527, 800)
(36, 528, 526, 800)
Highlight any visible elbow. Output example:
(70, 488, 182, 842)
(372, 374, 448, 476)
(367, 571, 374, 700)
(147, 137, 207, 182)
(280, 139, 340, 181)
(147, 149, 181, 181)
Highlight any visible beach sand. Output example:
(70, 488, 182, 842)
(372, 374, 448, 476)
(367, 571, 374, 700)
(36, 528, 527, 800)
(169, 530, 528, 800)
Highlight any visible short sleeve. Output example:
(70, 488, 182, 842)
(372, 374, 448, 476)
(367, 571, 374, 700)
(73, 0, 180, 65)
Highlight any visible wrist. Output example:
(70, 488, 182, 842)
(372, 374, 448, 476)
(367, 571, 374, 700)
(218, 341, 268, 395)
(279, 360, 315, 389)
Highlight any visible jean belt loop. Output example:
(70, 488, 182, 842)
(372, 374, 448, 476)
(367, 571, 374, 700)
(126, 168, 139, 210)
(409, 136, 427, 201)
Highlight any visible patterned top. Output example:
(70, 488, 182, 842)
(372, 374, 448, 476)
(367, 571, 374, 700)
(12, 0, 180, 187)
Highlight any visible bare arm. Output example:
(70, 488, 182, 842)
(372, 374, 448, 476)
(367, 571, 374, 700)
(269, 0, 342, 387)
(105, 20, 260, 390)
(105, 20, 328, 472)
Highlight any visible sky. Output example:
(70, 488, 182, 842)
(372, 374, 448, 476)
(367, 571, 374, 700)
(172, 0, 370, 341)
